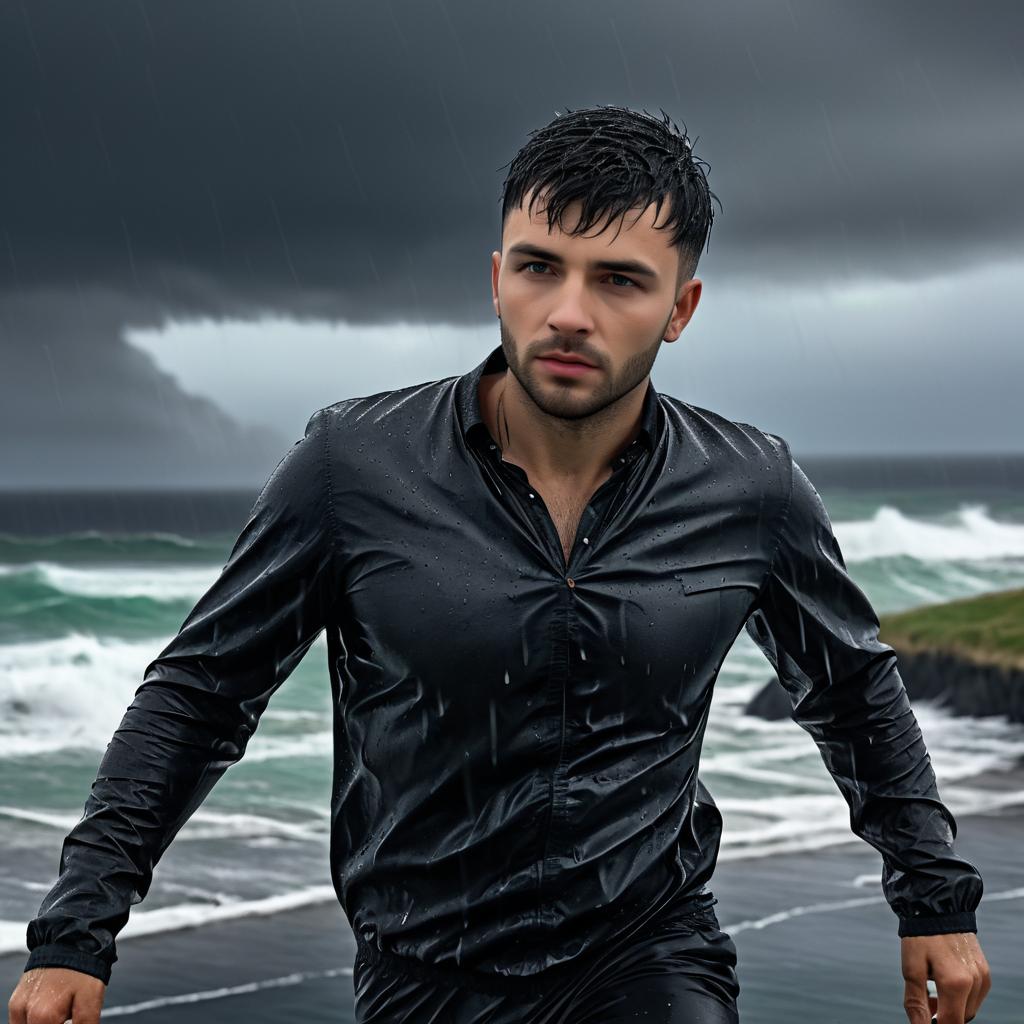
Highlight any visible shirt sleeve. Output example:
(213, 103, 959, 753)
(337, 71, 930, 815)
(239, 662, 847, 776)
(743, 434, 983, 938)
(22, 408, 340, 984)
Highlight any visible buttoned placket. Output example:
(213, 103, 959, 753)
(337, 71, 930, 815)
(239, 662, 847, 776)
(475, 434, 650, 921)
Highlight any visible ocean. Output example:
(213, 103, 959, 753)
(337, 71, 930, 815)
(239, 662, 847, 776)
(3, 453, 1024, 964)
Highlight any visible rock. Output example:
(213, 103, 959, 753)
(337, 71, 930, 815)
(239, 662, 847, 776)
(743, 647, 1024, 724)
(743, 677, 791, 720)
(889, 648, 1024, 723)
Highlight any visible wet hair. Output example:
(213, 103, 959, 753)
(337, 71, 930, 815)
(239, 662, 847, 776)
(498, 105, 720, 288)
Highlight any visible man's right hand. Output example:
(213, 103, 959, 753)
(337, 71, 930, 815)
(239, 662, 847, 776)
(8, 967, 106, 1024)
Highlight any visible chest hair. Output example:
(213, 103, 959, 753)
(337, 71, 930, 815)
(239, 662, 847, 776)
(542, 470, 612, 564)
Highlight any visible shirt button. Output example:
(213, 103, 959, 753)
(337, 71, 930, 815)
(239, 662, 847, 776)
(489, 443, 496, 449)
(582, 537, 589, 545)
(528, 492, 535, 499)
(566, 577, 575, 588)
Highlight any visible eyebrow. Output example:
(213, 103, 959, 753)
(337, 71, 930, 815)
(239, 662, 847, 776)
(506, 243, 660, 281)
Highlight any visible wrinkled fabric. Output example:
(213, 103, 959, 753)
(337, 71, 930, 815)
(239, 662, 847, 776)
(24, 343, 982, 988)
(353, 889, 739, 1023)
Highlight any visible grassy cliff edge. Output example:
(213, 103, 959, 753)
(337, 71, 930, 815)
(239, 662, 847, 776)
(745, 587, 1024, 724)
(878, 586, 1024, 673)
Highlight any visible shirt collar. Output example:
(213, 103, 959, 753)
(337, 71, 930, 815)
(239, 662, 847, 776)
(454, 344, 662, 459)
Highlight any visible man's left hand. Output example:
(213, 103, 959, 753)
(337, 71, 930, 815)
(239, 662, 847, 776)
(901, 932, 991, 1024)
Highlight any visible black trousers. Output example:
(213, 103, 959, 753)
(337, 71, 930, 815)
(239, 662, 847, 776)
(352, 892, 740, 1023)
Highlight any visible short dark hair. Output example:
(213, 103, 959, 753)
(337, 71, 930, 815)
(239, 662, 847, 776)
(498, 105, 720, 288)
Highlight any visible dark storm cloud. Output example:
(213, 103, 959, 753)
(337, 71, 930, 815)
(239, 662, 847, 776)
(4, 0, 1022, 312)
(1, 0, 1021, 484)
(0, 288, 288, 487)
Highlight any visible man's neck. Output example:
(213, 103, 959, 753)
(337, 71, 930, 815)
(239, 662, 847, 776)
(479, 370, 639, 489)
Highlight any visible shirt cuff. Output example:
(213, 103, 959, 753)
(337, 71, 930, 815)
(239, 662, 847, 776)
(898, 911, 977, 938)
(23, 945, 112, 985)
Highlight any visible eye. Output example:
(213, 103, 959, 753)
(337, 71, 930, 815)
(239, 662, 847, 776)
(516, 262, 639, 289)
(607, 273, 639, 289)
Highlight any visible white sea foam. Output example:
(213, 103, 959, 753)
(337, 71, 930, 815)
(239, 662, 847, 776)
(0, 635, 158, 755)
(98, 967, 354, 1017)
(835, 504, 1024, 563)
(0, 884, 339, 955)
(881, 570, 947, 604)
(0, 805, 330, 842)
(716, 781, 1024, 862)
(707, 650, 1024, 861)
(241, 730, 333, 763)
(0, 561, 217, 600)
(0, 633, 330, 757)
(719, 885, 1024, 935)
(849, 873, 881, 888)
(262, 708, 327, 722)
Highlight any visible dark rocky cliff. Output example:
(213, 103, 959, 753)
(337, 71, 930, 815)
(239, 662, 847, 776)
(744, 646, 1024, 724)
(743, 586, 1024, 724)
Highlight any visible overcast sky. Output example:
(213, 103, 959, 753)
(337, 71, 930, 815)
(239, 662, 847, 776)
(2, 0, 1022, 487)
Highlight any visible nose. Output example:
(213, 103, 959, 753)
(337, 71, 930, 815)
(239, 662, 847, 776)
(546, 278, 595, 337)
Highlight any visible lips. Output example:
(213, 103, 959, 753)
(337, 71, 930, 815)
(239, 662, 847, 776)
(538, 353, 597, 368)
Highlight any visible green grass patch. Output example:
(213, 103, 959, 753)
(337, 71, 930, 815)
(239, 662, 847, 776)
(879, 587, 1024, 671)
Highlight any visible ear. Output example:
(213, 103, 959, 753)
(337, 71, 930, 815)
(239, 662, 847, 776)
(491, 251, 502, 317)
(664, 278, 702, 341)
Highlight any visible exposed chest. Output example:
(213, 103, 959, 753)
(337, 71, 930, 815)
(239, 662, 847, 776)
(545, 489, 597, 564)
(487, 432, 616, 565)
(536, 473, 613, 565)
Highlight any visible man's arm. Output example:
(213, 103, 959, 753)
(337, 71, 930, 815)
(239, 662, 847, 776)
(20, 408, 340, 985)
(743, 435, 984, 936)
(744, 437, 993, 1022)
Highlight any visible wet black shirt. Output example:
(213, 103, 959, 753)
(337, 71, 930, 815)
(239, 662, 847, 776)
(24, 344, 983, 988)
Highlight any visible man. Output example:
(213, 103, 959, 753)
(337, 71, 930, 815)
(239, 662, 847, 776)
(9, 105, 990, 1024)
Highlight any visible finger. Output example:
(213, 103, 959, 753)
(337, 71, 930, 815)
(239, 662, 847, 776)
(72, 983, 106, 1024)
(967, 947, 993, 1023)
(902, 945, 932, 1024)
(935, 970, 972, 1024)
(7, 975, 43, 1024)
(963, 970, 981, 1023)
(963, 959, 991, 1023)
(903, 975, 932, 1024)
(7, 991, 27, 1024)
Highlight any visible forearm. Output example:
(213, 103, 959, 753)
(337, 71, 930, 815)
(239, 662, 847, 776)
(24, 682, 248, 982)
(792, 650, 982, 934)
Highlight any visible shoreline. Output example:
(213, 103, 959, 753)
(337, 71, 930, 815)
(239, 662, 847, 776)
(4, 777, 1022, 1022)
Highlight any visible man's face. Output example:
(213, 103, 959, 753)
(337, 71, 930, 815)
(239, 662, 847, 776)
(490, 185, 701, 425)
